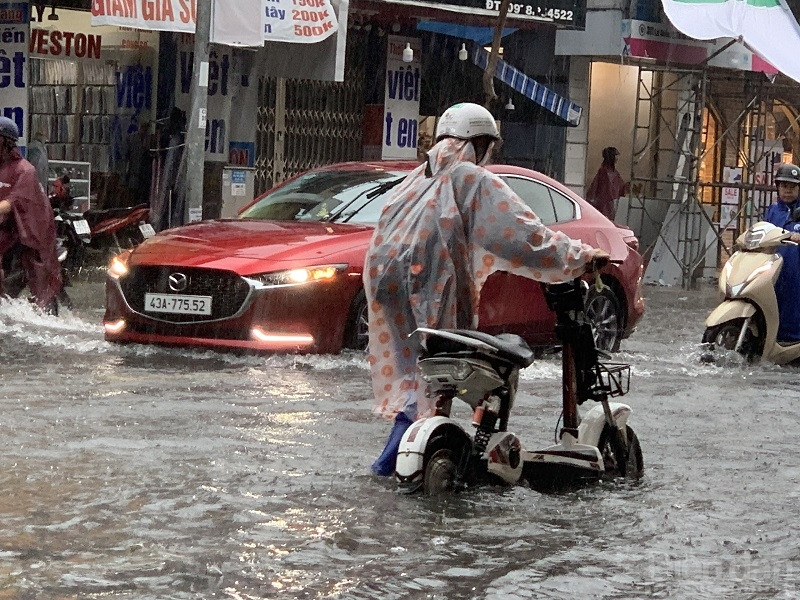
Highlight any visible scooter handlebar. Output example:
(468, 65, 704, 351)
(588, 255, 610, 271)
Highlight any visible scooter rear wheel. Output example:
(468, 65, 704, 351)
(423, 448, 458, 496)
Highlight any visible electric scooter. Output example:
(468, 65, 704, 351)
(395, 276, 643, 495)
(703, 220, 800, 364)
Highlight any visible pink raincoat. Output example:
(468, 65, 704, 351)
(0, 149, 62, 307)
(364, 138, 597, 420)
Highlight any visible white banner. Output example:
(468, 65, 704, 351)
(91, 0, 338, 46)
(382, 35, 421, 161)
(91, 0, 198, 33)
(212, 0, 263, 47)
(661, 0, 800, 84)
(0, 2, 30, 154)
(263, 0, 338, 43)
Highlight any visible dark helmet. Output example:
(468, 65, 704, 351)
(0, 116, 19, 142)
(602, 146, 620, 163)
(775, 163, 800, 186)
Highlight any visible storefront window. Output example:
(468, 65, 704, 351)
(699, 105, 721, 209)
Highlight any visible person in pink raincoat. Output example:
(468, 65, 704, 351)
(364, 103, 608, 475)
(585, 146, 627, 221)
(0, 116, 62, 313)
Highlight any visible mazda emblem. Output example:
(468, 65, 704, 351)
(168, 272, 188, 292)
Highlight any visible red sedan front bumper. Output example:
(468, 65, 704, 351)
(103, 270, 361, 354)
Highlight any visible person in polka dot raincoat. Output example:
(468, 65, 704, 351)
(365, 103, 607, 475)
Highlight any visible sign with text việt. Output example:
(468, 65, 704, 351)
(382, 35, 420, 161)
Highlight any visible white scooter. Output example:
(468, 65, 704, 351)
(703, 220, 800, 364)
(395, 277, 643, 495)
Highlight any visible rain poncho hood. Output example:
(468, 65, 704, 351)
(364, 138, 596, 419)
(0, 149, 62, 307)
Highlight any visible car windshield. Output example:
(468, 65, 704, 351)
(238, 169, 409, 224)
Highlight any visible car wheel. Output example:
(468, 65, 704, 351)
(584, 284, 623, 352)
(343, 289, 369, 351)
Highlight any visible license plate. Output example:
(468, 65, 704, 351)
(73, 219, 90, 236)
(139, 223, 156, 238)
(144, 293, 212, 315)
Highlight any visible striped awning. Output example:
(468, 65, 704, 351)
(472, 46, 583, 126)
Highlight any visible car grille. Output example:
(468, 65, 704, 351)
(120, 265, 251, 323)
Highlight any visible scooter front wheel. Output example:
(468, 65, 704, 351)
(599, 425, 643, 479)
(703, 318, 763, 361)
(423, 448, 458, 496)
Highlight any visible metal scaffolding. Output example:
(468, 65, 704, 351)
(620, 60, 800, 289)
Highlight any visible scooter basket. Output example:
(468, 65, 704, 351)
(590, 362, 631, 398)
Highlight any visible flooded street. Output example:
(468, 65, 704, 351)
(1, 278, 799, 599)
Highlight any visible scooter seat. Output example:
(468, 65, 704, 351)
(423, 328, 535, 368)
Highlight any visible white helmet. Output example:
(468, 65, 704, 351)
(435, 103, 500, 142)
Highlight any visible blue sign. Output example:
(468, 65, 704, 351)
(229, 141, 255, 167)
(0, 2, 28, 24)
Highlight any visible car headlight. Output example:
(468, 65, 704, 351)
(108, 253, 131, 279)
(247, 264, 348, 288)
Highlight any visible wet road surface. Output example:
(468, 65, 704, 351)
(1, 277, 799, 599)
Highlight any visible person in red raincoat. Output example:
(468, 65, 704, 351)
(585, 146, 628, 221)
(0, 116, 62, 312)
(364, 103, 609, 475)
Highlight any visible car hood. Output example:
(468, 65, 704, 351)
(130, 219, 373, 271)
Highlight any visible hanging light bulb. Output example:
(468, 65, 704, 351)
(505, 97, 515, 111)
(458, 43, 468, 61)
(402, 42, 413, 63)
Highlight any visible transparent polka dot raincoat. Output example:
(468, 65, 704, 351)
(364, 138, 597, 420)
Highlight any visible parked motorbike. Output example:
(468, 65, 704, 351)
(703, 220, 800, 364)
(395, 274, 643, 495)
(54, 209, 92, 274)
(83, 204, 154, 258)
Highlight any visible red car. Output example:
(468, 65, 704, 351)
(104, 161, 645, 354)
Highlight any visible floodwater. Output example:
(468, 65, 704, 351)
(1, 279, 799, 599)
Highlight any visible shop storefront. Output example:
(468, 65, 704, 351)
(556, 7, 800, 286)
(22, 7, 160, 209)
